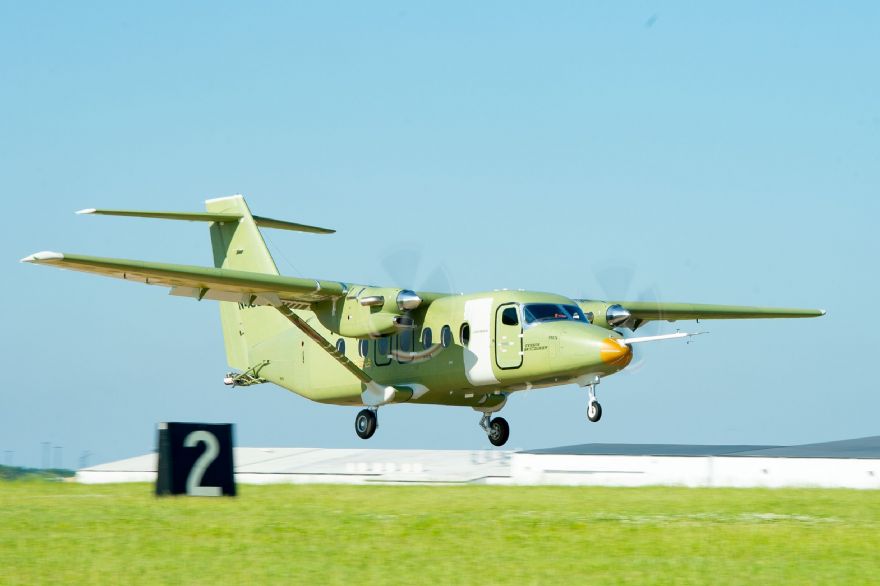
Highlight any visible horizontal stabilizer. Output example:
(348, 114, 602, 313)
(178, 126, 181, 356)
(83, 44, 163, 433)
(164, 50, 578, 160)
(251, 215, 335, 234)
(77, 208, 240, 222)
(76, 206, 334, 234)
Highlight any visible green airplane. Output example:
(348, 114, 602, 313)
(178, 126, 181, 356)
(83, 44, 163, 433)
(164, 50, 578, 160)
(22, 195, 825, 446)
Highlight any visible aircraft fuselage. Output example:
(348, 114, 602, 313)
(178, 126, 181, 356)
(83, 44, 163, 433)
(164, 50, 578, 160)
(244, 290, 632, 410)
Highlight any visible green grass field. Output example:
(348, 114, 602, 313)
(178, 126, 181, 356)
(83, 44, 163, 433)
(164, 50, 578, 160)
(2, 481, 879, 585)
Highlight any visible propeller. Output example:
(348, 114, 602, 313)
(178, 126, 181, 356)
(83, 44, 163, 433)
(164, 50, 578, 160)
(380, 243, 455, 294)
(590, 263, 670, 374)
(379, 242, 456, 361)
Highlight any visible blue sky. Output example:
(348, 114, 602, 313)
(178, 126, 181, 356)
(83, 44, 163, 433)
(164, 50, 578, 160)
(2, 2, 878, 468)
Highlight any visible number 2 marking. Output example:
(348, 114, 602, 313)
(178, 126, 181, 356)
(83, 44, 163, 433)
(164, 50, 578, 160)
(184, 430, 222, 496)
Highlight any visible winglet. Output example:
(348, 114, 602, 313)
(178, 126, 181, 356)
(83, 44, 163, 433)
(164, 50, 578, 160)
(21, 251, 65, 263)
(75, 208, 96, 215)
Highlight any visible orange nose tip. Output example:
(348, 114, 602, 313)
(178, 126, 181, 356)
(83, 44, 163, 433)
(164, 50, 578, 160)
(600, 337, 632, 365)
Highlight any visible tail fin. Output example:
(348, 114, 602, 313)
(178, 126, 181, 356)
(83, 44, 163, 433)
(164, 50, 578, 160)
(205, 195, 287, 371)
(74, 196, 334, 374)
(205, 195, 280, 275)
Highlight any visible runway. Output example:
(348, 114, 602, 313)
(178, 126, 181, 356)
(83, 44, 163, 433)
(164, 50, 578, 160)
(77, 434, 880, 489)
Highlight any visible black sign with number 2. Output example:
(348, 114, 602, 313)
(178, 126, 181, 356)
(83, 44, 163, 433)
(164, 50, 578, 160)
(156, 422, 236, 497)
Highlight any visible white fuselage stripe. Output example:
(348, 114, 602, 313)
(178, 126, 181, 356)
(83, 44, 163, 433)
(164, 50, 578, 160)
(463, 298, 499, 386)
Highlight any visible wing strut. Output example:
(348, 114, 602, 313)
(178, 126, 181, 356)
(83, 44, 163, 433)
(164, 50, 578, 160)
(269, 301, 399, 406)
(617, 331, 708, 345)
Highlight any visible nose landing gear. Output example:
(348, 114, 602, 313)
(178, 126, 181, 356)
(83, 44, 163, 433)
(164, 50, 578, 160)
(355, 408, 378, 439)
(479, 413, 510, 447)
(587, 381, 602, 423)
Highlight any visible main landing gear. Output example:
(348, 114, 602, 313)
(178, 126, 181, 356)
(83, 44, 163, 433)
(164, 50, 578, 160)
(479, 413, 510, 447)
(354, 408, 512, 446)
(355, 408, 378, 440)
(586, 381, 602, 423)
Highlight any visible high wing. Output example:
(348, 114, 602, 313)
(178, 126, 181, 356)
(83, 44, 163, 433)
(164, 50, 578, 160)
(611, 301, 825, 321)
(576, 298, 825, 330)
(21, 197, 451, 343)
(20, 251, 347, 307)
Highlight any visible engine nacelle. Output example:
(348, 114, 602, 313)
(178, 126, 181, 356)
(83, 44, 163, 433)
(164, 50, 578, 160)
(574, 300, 632, 330)
(313, 287, 421, 338)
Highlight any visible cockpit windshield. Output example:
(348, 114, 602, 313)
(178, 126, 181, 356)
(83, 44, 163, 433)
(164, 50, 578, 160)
(522, 303, 590, 325)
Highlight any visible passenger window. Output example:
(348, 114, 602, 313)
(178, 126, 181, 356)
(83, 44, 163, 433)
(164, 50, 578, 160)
(460, 323, 470, 346)
(501, 306, 519, 326)
(358, 339, 368, 357)
(441, 325, 453, 348)
(335, 338, 345, 355)
(397, 329, 413, 363)
(375, 337, 391, 366)
(422, 327, 433, 349)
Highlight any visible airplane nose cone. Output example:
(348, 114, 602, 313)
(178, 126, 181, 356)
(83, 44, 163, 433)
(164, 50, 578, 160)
(600, 337, 632, 366)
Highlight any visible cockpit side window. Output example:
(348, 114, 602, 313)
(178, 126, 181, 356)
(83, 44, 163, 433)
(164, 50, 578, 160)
(501, 306, 519, 326)
(523, 303, 569, 324)
(562, 305, 589, 322)
(523, 303, 591, 325)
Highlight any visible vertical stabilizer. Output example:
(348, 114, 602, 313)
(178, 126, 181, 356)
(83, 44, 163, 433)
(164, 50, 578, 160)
(206, 195, 286, 370)
(206, 195, 279, 275)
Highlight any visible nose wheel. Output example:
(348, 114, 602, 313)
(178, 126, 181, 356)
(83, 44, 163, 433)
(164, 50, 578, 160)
(587, 400, 602, 422)
(355, 408, 378, 439)
(479, 413, 510, 447)
(587, 382, 602, 422)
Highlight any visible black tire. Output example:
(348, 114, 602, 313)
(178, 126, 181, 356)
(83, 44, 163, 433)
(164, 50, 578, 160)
(587, 401, 603, 422)
(488, 417, 510, 447)
(355, 409, 377, 439)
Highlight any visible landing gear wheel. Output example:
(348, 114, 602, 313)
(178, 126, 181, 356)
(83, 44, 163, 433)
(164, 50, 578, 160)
(355, 409, 377, 439)
(587, 401, 602, 422)
(488, 417, 510, 447)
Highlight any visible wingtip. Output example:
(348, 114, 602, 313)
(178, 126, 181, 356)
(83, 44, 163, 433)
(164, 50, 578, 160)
(20, 251, 64, 263)
(75, 208, 96, 215)
(819, 309, 827, 316)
